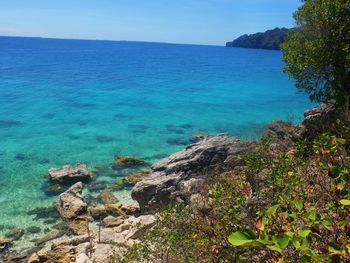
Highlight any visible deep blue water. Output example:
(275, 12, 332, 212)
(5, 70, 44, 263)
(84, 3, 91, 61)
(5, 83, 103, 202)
(0, 36, 313, 246)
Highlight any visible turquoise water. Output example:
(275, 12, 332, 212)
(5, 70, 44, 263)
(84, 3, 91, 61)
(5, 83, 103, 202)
(0, 36, 313, 246)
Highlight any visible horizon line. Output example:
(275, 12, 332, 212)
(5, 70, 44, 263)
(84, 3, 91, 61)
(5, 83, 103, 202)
(0, 34, 223, 47)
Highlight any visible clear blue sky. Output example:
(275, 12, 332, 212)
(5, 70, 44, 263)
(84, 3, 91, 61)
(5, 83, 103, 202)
(0, 0, 301, 45)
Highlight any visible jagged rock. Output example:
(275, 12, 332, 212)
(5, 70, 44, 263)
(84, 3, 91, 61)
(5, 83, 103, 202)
(113, 156, 146, 169)
(54, 182, 87, 220)
(49, 163, 92, 183)
(89, 206, 108, 220)
(132, 134, 257, 212)
(302, 101, 336, 136)
(51, 234, 90, 249)
(105, 204, 126, 217)
(35, 229, 64, 245)
(68, 216, 92, 235)
(102, 216, 124, 228)
(99, 191, 118, 205)
(119, 204, 140, 215)
(122, 169, 151, 186)
(28, 245, 76, 263)
(265, 102, 337, 152)
(124, 215, 155, 240)
(0, 238, 11, 252)
(5, 228, 24, 241)
(266, 120, 302, 141)
(264, 120, 303, 153)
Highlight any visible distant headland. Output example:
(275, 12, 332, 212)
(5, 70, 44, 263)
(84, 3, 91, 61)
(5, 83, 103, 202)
(226, 27, 289, 50)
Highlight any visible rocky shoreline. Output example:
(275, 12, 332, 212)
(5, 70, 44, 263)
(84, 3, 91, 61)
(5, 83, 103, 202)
(0, 103, 334, 263)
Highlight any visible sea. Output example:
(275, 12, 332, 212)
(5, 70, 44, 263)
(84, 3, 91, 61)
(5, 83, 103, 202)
(0, 36, 313, 248)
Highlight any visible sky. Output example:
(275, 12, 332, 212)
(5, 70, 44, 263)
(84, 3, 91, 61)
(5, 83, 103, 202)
(0, 0, 301, 45)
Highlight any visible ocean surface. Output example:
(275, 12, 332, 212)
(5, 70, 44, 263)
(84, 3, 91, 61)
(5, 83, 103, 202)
(0, 36, 313, 248)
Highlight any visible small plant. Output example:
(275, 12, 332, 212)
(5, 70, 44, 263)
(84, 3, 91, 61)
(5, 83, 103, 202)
(229, 133, 350, 262)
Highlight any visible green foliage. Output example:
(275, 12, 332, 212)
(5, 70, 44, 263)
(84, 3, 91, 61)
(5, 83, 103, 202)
(229, 132, 350, 262)
(226, 27, 289, 50)
(281, 0, 350, 105)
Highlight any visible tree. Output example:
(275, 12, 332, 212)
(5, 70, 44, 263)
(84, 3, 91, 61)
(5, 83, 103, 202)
(281, 0, 350, 107)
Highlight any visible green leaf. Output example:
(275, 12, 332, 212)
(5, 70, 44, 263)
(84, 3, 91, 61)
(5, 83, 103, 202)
(228, 231, 259, 247)
(321, 220, 332, 231)
(267, 244, 282, 253)
(328, 242, 343, 256)
(275, 234, 291, 249)
(295, 200, 303, 211)
(339, 199, 350, 206)
(267, 204, 280, 216)
(299, 229, 311, 238)
(300, 256, 311, 263)
(336, 138, 346, 144)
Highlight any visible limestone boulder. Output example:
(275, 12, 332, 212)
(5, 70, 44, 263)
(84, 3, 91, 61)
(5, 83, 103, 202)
(132, 134, 257, 212)
(49, 163, 92, 183)
(54, 182, 87, 220)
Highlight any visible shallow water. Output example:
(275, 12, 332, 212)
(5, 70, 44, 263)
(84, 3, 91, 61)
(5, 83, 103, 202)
(0, 36, 313, 247)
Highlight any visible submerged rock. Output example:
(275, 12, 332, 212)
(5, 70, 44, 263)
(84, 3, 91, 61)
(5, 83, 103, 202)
(5, 228, 24, 241)
(54, 182, 88, 220)
(132, 134, 257, 212)
(28, 206, 60, 220)
(99, 191, 119, 205)
(122, 169, 151, 186)
(113, 156, 146, 169)
(48, 163, 92, 183)
(35, 229, 64, 245)
(88, 181, 108, 192)
(0, 238, 11, 252)
(49, 183, 63, 193)
(26, 226, 41, 234)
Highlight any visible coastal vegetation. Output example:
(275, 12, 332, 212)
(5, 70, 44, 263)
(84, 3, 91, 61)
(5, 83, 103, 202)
(115, 0, 350, 262)
(1, 1, 349, 262)
(119, 120, 350, 262)
(226, 28, 289, 50)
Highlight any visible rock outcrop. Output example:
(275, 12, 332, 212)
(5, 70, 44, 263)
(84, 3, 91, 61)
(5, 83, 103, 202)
(27, 214, 155, 263)
(54, 182, 88, 220)
(132, 134, 257, 212)
(132, 103, 337, 213)
(49, 163, 92, 183)
(0, 238, 11, 253)
(301, 101, 336, 136)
